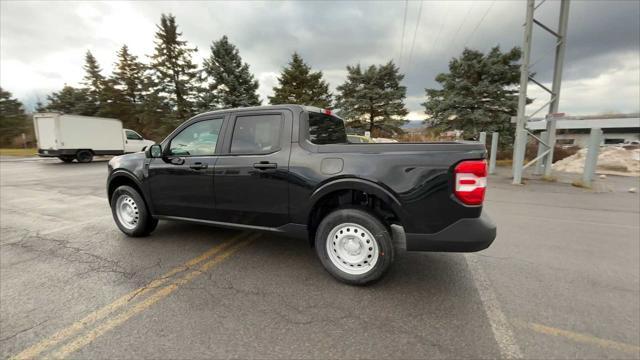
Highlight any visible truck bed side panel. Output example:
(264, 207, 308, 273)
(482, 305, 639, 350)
(289, 142, 486, 235)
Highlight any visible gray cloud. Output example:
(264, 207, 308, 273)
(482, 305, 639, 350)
(1, 0, 638, 117)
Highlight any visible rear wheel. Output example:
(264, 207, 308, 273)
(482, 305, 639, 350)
(58, 156, 74, 163)
(76, 150, 93, 163)
(110, 185, 157, 237)
(315, 208, 394, 285)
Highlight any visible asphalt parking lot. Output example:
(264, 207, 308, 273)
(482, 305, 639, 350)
(1, 157, 639, 359)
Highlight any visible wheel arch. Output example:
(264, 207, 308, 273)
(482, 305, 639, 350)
(107, 170, 148, 209)
(306, 178, 406, 244)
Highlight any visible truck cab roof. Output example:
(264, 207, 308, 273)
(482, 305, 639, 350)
(195, 104, 337, 118)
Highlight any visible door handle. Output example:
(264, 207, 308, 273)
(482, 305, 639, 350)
(190, 162, 208, 170)
(253, 162, 277, 170)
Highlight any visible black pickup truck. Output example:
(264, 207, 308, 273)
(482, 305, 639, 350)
(107, 105, 495, 284)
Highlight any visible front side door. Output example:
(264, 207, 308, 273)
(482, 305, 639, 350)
(147, 117, 225, 220)
(214, 110, 292, 228)
(124, 130, 145, 153)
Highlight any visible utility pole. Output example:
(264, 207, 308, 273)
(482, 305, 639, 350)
(543, 0, 571, 178)
(512, 0, 535, 185)
(512, 0, 571, 184)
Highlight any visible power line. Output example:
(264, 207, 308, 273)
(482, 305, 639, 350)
(398, 0, 409, 68)
(464, 0, 496, 48)
(407, 0, 424, 72)
(431, 4, 451, 55)
(450, 2, 474, 47)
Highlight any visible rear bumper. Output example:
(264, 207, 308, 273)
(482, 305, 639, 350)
(405, 212, 496, 252)
(37, 149, 70, 157)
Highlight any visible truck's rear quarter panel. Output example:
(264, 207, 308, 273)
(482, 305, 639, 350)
(289, 142, 486, 235)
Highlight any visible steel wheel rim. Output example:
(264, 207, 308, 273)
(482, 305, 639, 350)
(326, 222, 379, 275)
(115, 194, 139, 230)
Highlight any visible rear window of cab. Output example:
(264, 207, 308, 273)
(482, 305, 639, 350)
(308, 112, 348, 145)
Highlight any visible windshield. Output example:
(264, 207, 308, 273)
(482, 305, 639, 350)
(307, 112, 348, 145)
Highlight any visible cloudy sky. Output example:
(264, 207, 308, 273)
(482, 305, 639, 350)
(1, 0, 639, 119)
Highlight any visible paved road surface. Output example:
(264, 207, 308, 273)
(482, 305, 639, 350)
(1, 157, 638, 359)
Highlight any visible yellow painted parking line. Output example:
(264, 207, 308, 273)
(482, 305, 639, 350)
(49, 234, 258, 359)
(523, 321, 640, 355)
(11, 231, 252, 360)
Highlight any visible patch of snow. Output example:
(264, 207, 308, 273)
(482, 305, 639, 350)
(552, 146, 640, 176)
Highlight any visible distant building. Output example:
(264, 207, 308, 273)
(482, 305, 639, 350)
(526, 113, 640, 147)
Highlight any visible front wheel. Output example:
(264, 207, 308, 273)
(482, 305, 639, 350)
(315, 208, 394, 285)
(110, 185, 157, 237)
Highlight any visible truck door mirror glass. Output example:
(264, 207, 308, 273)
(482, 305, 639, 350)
(149, 144, 163, 158)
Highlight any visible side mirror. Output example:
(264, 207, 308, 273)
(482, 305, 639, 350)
(146, 144, 163, 158)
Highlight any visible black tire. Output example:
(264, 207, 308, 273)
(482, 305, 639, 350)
(58, 156, 74, 163)
(110, 185, 157, 237)
(315, 207, 394, 285)
(76, 150, 93, 163)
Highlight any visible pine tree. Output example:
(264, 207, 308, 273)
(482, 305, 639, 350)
(149, 13, 199, 121)
(269, 53, 332, 108)
(423, 46, 525, 147)
(0, 87, 29, 146)
(201, 35, 261, 109)
(335, 61, 408, 136)
(42, 85, 93, 115)
(81, 51, 105, 115)
(35, 99, 47, 112)
(99, 45, 150, 129)
(112, 45, 147, 104)
(95, 78, 132, 123)
(137, 90, 176, 141)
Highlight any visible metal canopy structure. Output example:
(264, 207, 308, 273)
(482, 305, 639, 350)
(512, 0, 571, 184)
(527, 115, 640, 131)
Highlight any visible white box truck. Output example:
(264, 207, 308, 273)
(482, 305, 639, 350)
(33, 113, 155, 163)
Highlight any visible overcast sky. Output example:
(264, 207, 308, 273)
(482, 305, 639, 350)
(1, 0, 639, 119)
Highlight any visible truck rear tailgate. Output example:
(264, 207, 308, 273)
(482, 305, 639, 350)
(34, 116, 57, 150)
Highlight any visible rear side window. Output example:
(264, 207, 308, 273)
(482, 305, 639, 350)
(230, 114, 283, 154)
(308, 112, 347, 145)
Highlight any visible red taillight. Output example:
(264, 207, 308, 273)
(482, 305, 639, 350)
(322, 109, 332, 115)
(454, 160, 487, 205)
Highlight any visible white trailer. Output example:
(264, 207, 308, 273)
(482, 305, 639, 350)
(33, 113, 154, 163)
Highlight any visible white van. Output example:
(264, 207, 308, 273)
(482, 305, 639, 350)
(33, 113, 155, 163)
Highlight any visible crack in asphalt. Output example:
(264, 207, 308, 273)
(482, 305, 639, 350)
(180, 279, 444, 354)
(125, 261, 198, 302)
(0, 319, 50, 343)
(1, 233, 136, 279)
